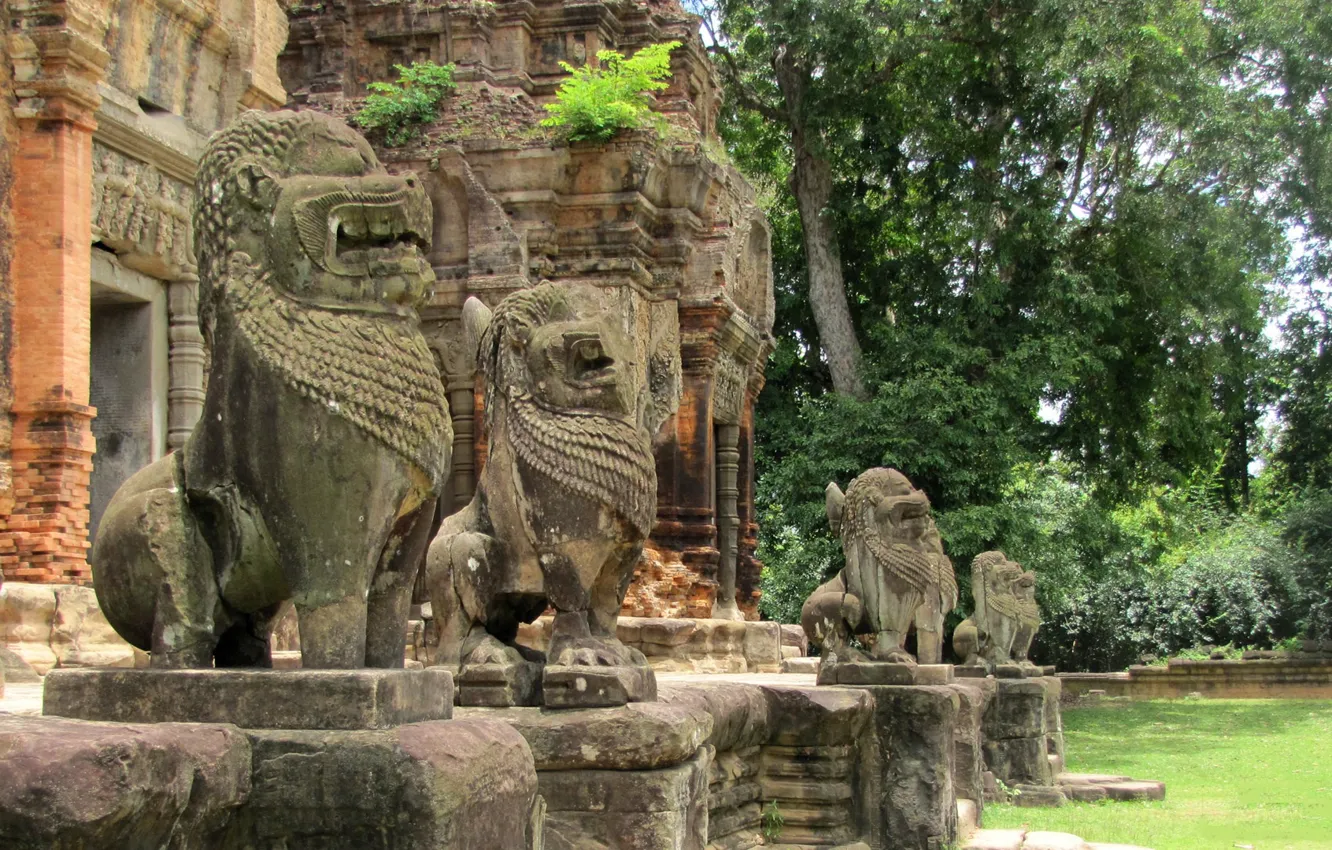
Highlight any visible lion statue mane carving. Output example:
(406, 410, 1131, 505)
(801, 467, 957, 665)
(426, 282, 662, 706)
(92, 110, 451, 669)
(952, 550, 1041, 671)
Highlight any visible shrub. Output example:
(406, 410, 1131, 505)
(353, 61, 456, 147)
(1281, 490, 1332, 639)
(541, 41, 680, 143)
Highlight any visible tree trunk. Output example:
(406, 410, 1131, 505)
(776, 50, 866, 399)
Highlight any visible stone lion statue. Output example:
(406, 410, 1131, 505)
(426, 282, 659, 706)
(92, 111, 451, 669)
(801, 468, 956, 665)
(952, 551, 1040, 670)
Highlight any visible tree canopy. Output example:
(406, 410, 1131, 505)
(697, 0, 1332, 649)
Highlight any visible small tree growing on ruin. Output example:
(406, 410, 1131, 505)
(541, 41, 680, 143)
(354, 61, 456, 147)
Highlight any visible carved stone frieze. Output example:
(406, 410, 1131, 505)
(92, 142, 195, 275)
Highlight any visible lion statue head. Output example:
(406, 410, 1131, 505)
(836, 467, 942, 593)
(191, 110, 450, 485)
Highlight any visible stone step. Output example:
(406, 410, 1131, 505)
(1100, 780, 1166, 801)
(966, 828, 1027, 850)
(966, 829, 1155, 850)
(1025, 832, 1093, 850)
(1056, 772, 1131, 785)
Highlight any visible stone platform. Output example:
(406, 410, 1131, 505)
(43, 668, 454, 730)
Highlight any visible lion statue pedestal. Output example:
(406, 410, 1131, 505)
(426, 283, 663, 708)
(801, 467, 958, 686)
(90, 111, 451, 671)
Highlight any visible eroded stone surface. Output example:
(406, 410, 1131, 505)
(0, 715, 251, 849)
(43, 667, 454, 730)
(458, 700, 712, 771)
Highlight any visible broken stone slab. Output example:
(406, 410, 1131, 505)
(1062, 784, 1108, 802)
(458, 660, 543, 707)
(457, 699, 712, 771)
(542, 663, 656, 708)
(1100, 779, 1166, 801)
(1013, 784, 1067, 807)
(1056, 772, 1131, 784)
(0, 714, 251, 849)
(781, 656, 819, 675)
(43, 667, 454, 730)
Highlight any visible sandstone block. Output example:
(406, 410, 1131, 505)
(780, 623, 808, 654)
(658, 682, 769, 751)
(43, 668, 454, 730)
(458, 700, 712, 770)
(639, 618, 697, 647)
(235, 719, 537, 849)
(0, 715, 250, 849)
(983, 736, 1052, 786)
(763, 683, 873, 747)
(864, 685, 961, 850)
(1013, 785, 1067, 808)
(985, 679, 1049, 739)
(742, 621, 781, 672)
(781, 656, 819, 675)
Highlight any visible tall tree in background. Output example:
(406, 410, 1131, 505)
(699, 0, 1332, 618)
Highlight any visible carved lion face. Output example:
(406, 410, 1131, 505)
(233, 118, 434, 315)
(863, 471, 934, 552)
(525, 307, 636, 416)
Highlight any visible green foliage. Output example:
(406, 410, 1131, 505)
(1280, 490, 1332, 639)
(760, 800, 785, 841)
(708, 0, 1332, 650)
(353, 61, 456, 147)
(540, 41, 680, 143)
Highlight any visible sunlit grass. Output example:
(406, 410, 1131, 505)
(982, 699, 1332, 850)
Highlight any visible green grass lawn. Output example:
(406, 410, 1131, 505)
(982, 699, 1332, 850)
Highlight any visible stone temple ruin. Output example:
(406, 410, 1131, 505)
(0, 2, 1164, 848)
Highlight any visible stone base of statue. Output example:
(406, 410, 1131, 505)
(955, 664, 990, 679)
(43, 667, 454, 730)
(542, 663, 657, 708)
(457, 660, 544, 707)
(818, 661, 954, 686)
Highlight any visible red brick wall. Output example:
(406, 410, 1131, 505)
(0, 109, 97, 584)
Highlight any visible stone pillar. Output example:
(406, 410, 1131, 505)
(447, 378, 476, 513)
(711, 423, 743, 620)
(1, 2, 111, 584)
(166, 277, 206, 453)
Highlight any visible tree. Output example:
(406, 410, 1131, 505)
(704, 0, 1327, 611)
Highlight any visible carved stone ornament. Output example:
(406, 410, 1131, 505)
(91, 110, 451, 669)
(427, 282, 660, 708)
(712, 354, 745, 426)
(92, 142, 196, 272)
(952, 551, 1042, 673)
(801, 467, 958, 667)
